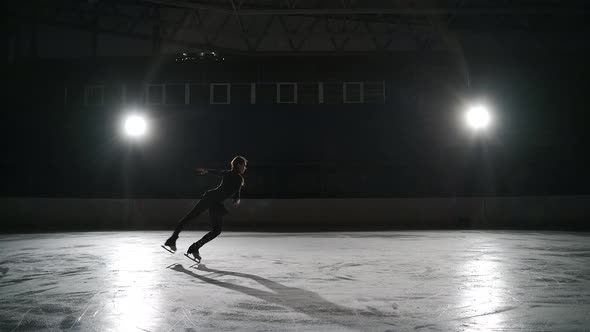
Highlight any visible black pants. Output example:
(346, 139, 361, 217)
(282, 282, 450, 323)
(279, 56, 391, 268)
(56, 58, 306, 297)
(172, 198, 227, 248)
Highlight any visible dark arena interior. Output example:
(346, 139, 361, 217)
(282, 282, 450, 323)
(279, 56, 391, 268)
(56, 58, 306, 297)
(1, 1, 590, 331)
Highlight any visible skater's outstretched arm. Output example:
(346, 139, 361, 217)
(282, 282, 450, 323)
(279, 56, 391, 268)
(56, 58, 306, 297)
(195, 168, 227, 177)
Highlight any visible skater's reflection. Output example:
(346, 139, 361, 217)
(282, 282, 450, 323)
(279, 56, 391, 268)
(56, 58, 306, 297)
(168, 264, 387, 327)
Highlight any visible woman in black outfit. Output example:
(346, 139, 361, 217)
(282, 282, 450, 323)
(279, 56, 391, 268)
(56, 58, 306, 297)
(164, 155, 247, 262)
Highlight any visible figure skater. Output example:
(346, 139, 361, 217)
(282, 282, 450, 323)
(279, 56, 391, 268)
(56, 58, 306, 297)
(163, 155, 247, 262)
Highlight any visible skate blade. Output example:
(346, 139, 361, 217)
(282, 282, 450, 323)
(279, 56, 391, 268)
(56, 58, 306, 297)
(161, 245, 176, 254)
(184, 253, 201, 264)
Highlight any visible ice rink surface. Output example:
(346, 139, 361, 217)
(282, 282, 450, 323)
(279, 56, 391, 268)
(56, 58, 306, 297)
(1, 231, 589, 331)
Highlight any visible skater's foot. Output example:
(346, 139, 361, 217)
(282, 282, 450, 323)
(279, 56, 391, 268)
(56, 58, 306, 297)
(187, 242, 201, 262)
(164, 236, 178, 252)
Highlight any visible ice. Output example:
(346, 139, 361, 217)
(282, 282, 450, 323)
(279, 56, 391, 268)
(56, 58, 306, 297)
(1, 231, 589, 331)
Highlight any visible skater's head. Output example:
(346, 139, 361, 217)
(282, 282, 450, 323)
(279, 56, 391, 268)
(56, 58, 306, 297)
(231, 155, 248, 175)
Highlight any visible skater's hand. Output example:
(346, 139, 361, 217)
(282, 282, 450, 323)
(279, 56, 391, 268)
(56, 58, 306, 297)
(233, 199, 241, 208)
(195, 168, 208, 175)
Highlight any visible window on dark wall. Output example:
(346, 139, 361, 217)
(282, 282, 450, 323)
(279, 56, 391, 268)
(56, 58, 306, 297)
(84, 85, 104, 106)
(210, 83, 230, 104)
(324, 82, 343, 104)
(166, 84, 186, 105)
(64, 80, 386, 107)
(190, 83, 209, 104)
(277, 83, 297, 104)
(298, 83, 320, 104)
(146, 84, 165, 105)
(231, 83, 251, 104)
(104, 85, 125, 105)
(343, 82, 363, 104)
(256, 83, 275, 104)
(364, 81, 385, 104)
(124, 83, 145, 105)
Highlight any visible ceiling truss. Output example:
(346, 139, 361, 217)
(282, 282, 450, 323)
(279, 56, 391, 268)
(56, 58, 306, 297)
(4, 0, 590, 56)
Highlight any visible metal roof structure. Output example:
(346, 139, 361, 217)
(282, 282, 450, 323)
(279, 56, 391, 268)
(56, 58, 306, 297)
(4, 0, 590, 58)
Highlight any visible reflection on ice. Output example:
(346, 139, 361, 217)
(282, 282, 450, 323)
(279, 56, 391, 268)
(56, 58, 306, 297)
(109, 244, 161, 331)
(459, 255, 506, 330)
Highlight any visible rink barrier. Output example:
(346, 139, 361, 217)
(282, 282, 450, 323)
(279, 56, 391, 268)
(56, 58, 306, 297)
(0, 196, 589, 232)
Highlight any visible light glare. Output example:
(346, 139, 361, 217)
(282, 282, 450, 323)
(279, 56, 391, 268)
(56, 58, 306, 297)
(124, 115, 147, 137)
(465, 105, 490, 130)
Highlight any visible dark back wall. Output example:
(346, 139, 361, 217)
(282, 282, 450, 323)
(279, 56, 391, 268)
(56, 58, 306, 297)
(2, 53, 589, 198)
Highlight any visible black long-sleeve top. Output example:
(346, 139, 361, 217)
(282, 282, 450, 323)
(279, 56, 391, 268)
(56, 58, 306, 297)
(202, 169, 244, 202)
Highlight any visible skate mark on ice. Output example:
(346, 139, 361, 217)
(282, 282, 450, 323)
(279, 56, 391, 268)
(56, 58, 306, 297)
(414, 323, 439, 330)
(59, 314, 83, 330)
(452, 305, 519, 321)
(59, 266, 91, 277)
(34, 302, 75, 315)
(308, 275, 357, 282)
(74, 244, 96, 248)
(335, 275, 356, 281)
(0, 277, 36, 287)
(16, 285, 59, 297)
(68, 289, 106, 329)
(168, 263, 391, 329)
(235, 301, 288, 313)
(165, 307, 200, 332)
(11, 307, 34, 332)
(415, 304, 519, 328)
(317, 262, 363, 273)
(181, 307, 198, 330)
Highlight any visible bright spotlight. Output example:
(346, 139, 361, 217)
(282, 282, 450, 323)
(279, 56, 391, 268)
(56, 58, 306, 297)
(465, 105, 491, 130)
(123, 114, 148, 138)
